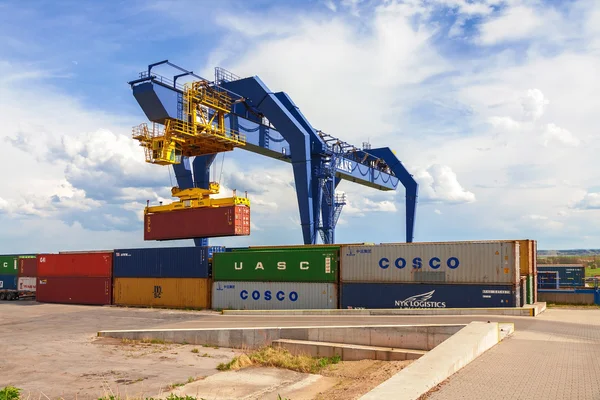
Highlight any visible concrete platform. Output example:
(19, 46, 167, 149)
(221, 302, 546, 317)
(273, 338, 427, 361)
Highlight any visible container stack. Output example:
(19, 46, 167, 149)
(211, 246, 339, 310)
(17, 255, 37, 298)
(112, 247, 211, 309)
(339, 241, 522, 309)
(0, 255, 18, 296)
(36, 252, 113, 305)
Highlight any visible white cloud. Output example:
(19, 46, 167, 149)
(574, 192, 600, 210)
(1, 0, 600, 250)
(542, 123, 580, 147)
(414, 164, 476, 204)
(521, 88, 549, 121)
(477, 5, 543, 45)
(324, 0, 337, 12)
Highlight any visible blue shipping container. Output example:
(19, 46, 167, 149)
(537, 265, 585, 287)
(208, 246, 226, 258)
(538, 271, 559, 289)
(113, 247, 209, 278)
(0, 275, 17, 290)
(341, 283, 517, 309)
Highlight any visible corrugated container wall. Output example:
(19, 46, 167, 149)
(18, 256, 37, 277)
(0, 256, 18, 275)
(340, 241, 520, 285)
(36, 277, 112, 305)
(518, 240, 535, 275)
(18, 277, 36, 292)
(340, 283, 518, 309)
(0, 275, 17, 290)
(37, 253, 112, 277)
(113, 247, 209, 278)
(113, 278, 211, 309)
(144, 205, 250, 241)
(213, 248, 338, 282)
(212, 281, 338, 310)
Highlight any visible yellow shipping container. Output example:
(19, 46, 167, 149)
(113, 278, 211, 309)
(518, 239, 536, 276)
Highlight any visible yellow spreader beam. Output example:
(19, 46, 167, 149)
(145, 182, 250, 214)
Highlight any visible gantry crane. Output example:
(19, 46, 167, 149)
(128, 60, 418, 245)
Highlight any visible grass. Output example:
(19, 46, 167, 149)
(216, 346, 341, 374)
(0, 386, 20, 400)
(586, 268, 600, 277)
(141, 338, 166, 345)
(547, 303, 600, 309)
(202, 344, 219, 349)
(98, 396, 200, 400)
(191, 348, 199, 354)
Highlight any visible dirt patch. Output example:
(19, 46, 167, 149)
(310, 359, 413, 400)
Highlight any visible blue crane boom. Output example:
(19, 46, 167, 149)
(128, 61, 418, 245)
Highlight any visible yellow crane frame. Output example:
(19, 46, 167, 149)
(132, 80, 246, 165)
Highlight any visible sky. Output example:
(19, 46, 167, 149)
(0, 0, 599, 253)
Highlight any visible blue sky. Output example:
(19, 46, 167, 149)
(1, 0, 599, 253)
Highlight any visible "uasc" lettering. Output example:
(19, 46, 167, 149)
(234, 261, 310, 270)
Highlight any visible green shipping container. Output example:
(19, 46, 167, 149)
(527, 275, 534, 304)
(231, 246, 341, 252)
(213, 248, 339, 282)
(0, 256, 18, 275)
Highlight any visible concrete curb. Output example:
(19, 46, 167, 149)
(221, 302, 546, 317)
(98, 323, 466, 350)
(360, 321, 508, 400)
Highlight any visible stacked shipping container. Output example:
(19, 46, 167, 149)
(36, 252, 113, 305)
(211, 247, 339, 310)
(17, 255, 37, 298)
(339, 241, 522, 309)
(112, 247, 211, 309)
(0, 255, 18, 297)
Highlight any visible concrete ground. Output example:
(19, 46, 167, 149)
(1, 302, 599, 399)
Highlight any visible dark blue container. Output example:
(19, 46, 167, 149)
(537, 265, 585, 288)
(538, 271, 559, 289)
(341, 283, 517, 309)
(0, 275, 17, 290)
(113, 247, 209, 278)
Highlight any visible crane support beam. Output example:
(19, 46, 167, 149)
(131, 80, 399, 191)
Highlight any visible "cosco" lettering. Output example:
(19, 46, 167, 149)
(240, 290, 299, 302)
(378, 257, 460, 270)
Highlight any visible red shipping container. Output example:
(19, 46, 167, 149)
(36, 276, 112, 305)
(37, 253, 112, 278)
(144, 205, 250, 241)
(19, 257, 38, 277)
